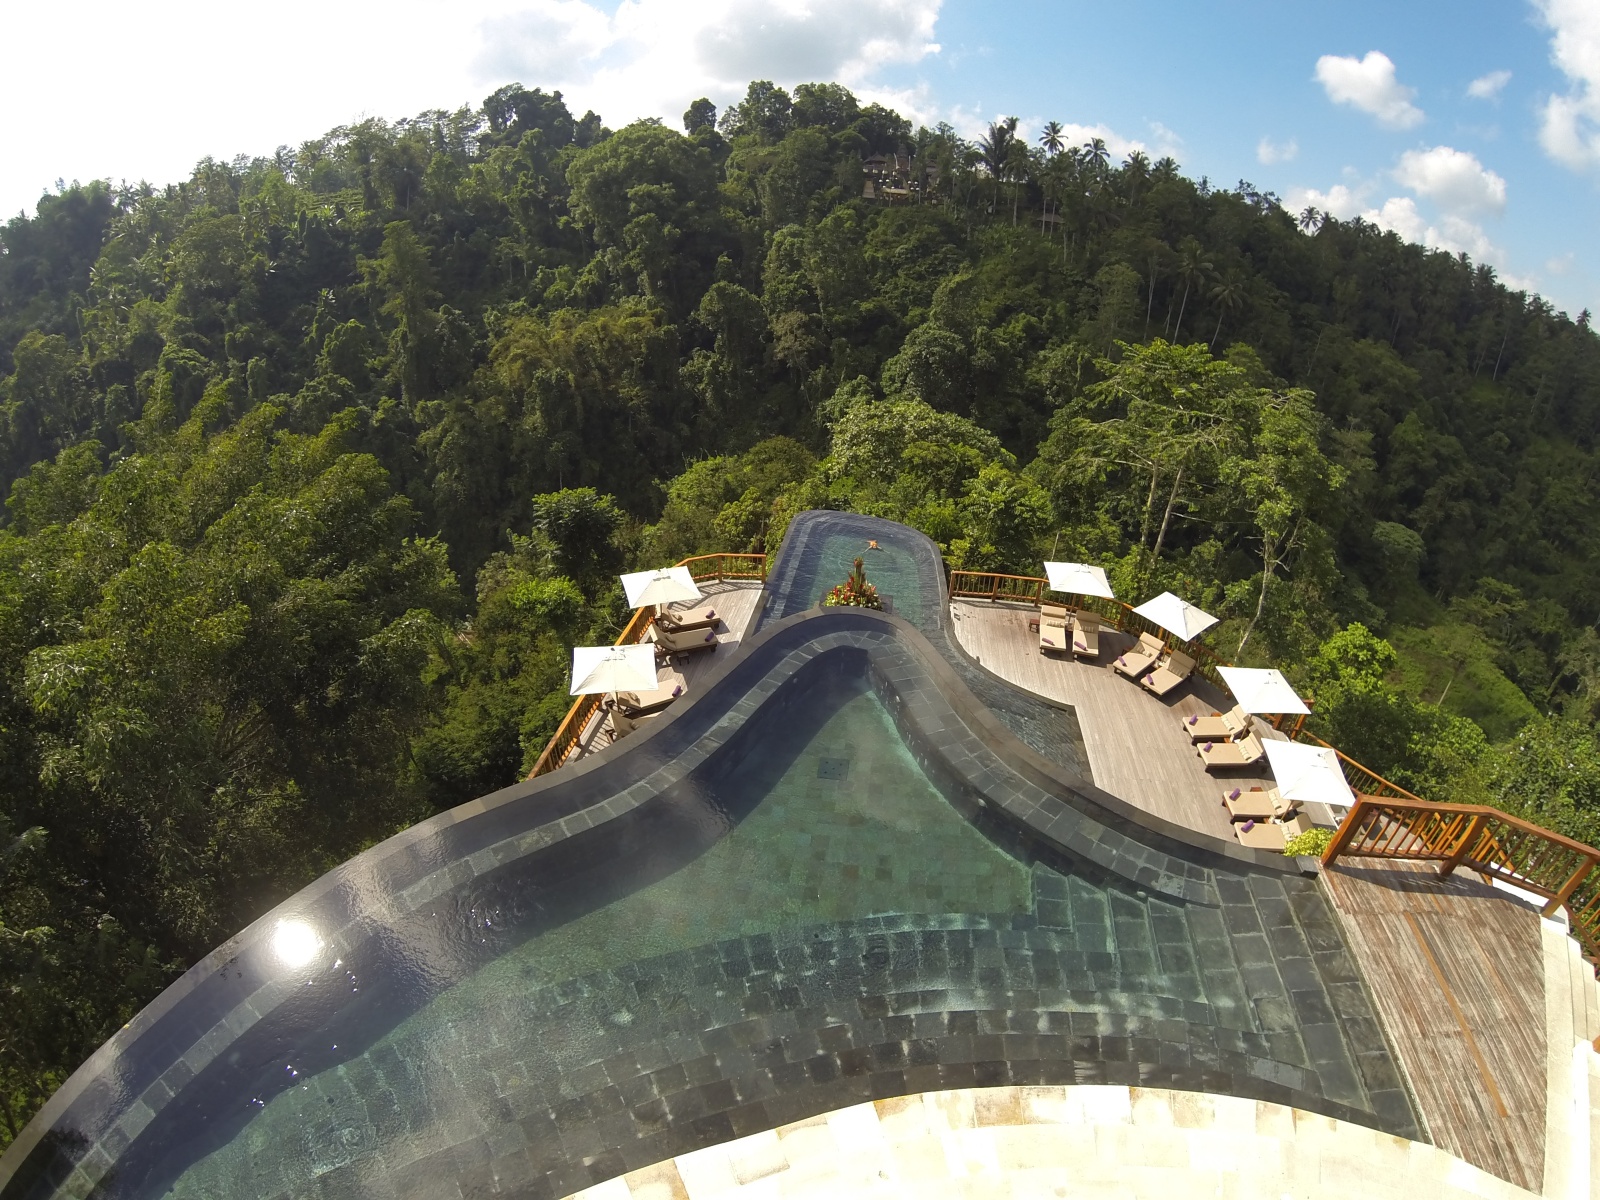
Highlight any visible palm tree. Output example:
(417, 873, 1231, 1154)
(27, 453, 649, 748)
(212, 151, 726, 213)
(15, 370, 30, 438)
(1122, 150, 1151, 205)
(1208, 271, 1248, 348)
(979, 117, 1019, 216)
(1297, 206, 1322, 234)
(1171, 237, 1213, 340)
(1084, 137, 1111, 177)
(1038, 120, 1065, 157)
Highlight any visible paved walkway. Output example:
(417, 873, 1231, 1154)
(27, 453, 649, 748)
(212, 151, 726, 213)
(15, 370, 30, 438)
(565, 1085, 1535, 1200)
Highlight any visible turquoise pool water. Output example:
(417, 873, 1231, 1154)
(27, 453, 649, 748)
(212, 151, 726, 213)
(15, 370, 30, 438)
(814, 535, 925, 627)
(158, 676, 1034, 1197)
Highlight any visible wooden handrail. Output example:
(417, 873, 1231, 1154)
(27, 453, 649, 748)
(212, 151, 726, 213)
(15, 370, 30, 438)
(949, 570, 1238, 693)
(1323, 794, 1600, 961)
(528, 553, 769, 778)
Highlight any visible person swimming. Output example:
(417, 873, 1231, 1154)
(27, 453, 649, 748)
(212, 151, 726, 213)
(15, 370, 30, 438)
(867, 540, 881, 550)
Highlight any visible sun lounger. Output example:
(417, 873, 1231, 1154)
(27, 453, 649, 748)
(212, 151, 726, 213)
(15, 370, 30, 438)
(1183, 706, 1252, 742)
(615, 683, 684, 717)
(1113, 633, 1166, 680)
(604, 709, 640, 743)
(1198, 732, 1266, 772)
(651, 625, 719, 659)
(1039, 610, 1069, 654)
(1233, 812, 1312, 851)
(1221, 785, 1300, 822)
(1140, 650, 1196, 697)
(655, 606, 719, 634)
(1072, 610, 1101, 659)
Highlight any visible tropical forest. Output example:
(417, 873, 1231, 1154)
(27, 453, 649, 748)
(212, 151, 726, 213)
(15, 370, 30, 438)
(2, 79, 1599, 1144)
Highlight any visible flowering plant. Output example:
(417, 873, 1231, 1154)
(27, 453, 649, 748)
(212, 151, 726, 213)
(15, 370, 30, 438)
(823, 556, 883, 609)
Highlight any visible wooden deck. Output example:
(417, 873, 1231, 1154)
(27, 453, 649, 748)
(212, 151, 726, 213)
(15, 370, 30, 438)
(570, 582, 764, 759)
(1323, 861, 1547, 1193)
(949, 599, 1288, 841)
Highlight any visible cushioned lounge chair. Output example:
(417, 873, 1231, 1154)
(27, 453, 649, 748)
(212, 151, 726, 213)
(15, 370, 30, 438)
(615, 683, 684, 717)
(654, 606, 719, 634)
(1039, 611, 1070, 654)
(1140, 650, 1196, 697)
(1113, 633, 1166, 680)
(1221, 785, 1300, 822)
(1233, 812, 1312, 851)
(1183, 706, 1252, 743)
(1198, 732, 1266, 771)
(604, 709, 640, 744)
(651, 625, 719, 659)
(1072, 610, 1101, 659)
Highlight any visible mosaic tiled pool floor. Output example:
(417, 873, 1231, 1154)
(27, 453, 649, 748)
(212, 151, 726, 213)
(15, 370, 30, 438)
(147, 672, 1414, 1200)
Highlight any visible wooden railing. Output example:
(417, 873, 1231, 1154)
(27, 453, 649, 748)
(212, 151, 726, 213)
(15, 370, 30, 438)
(1323, 795, 1600, 959)
(527, 553, 768, 778)
(949, 570, 1238, 693)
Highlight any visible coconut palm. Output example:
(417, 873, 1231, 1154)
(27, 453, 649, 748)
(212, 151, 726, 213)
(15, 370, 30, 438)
(1171, 237, 1213, 340)
(1084, 137, 1111, 176)
(979, 117, 1019, 215)
(1208, 271, 1248, 348)
(1297, 206, 1323, 234)
(1039, 120, 1065, 157)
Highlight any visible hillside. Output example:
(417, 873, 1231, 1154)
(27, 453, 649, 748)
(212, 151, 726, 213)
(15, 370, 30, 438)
(2, 79, 1600, 1145)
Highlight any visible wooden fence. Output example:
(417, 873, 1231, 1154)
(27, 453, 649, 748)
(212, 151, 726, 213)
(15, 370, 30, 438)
(949, 571, 1236, 697)
(1322, 795, 1600, 960)
(947, 567, 1600, 947)
(527, 553, 768, 778)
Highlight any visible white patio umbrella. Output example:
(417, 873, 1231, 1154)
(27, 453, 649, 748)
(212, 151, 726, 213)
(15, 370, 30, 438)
(1217, 666, 1310, 716)
(620, 566, 703, 612)
(1131, 591, 1218, 641)
(1043, 561, 1116, 599)
(1262, 739, 1356, 808)
(569, 644, 659, 697)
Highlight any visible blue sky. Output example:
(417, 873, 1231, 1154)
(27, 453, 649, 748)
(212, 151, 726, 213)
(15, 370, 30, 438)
(3, 0, 1595, 317)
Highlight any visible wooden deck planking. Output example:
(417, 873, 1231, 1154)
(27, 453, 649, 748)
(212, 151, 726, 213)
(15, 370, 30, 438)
(949, 599, 1279, 841)
(1323, 861, 1547, 1192)
(572, 582, 764, 758)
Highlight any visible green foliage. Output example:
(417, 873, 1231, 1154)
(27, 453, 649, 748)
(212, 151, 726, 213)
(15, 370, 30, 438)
(1282, 827, 1334, 858)
(5, 74, 1600, 1146)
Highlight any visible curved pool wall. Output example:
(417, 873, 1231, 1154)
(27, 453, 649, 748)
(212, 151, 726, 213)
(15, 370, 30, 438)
(762, 511, 1094, 781)
(0, 517, 1422, 1200)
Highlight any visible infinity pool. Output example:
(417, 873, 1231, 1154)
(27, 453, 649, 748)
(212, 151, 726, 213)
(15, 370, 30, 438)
(1, 516, 1417, 1200)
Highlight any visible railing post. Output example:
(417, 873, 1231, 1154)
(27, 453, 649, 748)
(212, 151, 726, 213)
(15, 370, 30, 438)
(1438, 813, 1490, 878)
(1322, 796, 1371, 865)
(1543, 855, 1600, 918)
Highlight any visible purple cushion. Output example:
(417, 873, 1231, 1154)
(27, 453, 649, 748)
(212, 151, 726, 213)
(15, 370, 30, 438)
(1187, 715, 1198, 725)
(707, 609, 716, 618)
(671, 685, 683, 697)
(703, 631, 715, 643)
(1240, 820, 1256, 831)
(1228, 788, 1241, 800)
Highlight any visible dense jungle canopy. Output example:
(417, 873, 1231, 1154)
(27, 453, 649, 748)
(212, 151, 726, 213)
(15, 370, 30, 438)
(3, 79, 1600, 1143)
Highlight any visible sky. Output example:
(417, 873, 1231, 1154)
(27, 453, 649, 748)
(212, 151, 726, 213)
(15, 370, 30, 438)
(3, 0, 1597, 318)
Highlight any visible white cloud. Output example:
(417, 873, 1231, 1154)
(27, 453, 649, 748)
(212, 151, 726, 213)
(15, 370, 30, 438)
(1466, 69, 1511, 100)
(1284, 183, 1367, 221)
(1314, 51, 1424, 129)
(961, 113, 1149, 159)
(1393, 146, 1507, 215)
(509, 0, 944, 130)
(477, 0, 613, 79)
(1535, 0, 1600, 169)
(1256, 136, 1298, 165)
(0, 0, 945, 218)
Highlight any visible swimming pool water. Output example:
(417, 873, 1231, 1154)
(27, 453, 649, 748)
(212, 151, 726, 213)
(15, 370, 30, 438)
(156, 676, 1038, 1196)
